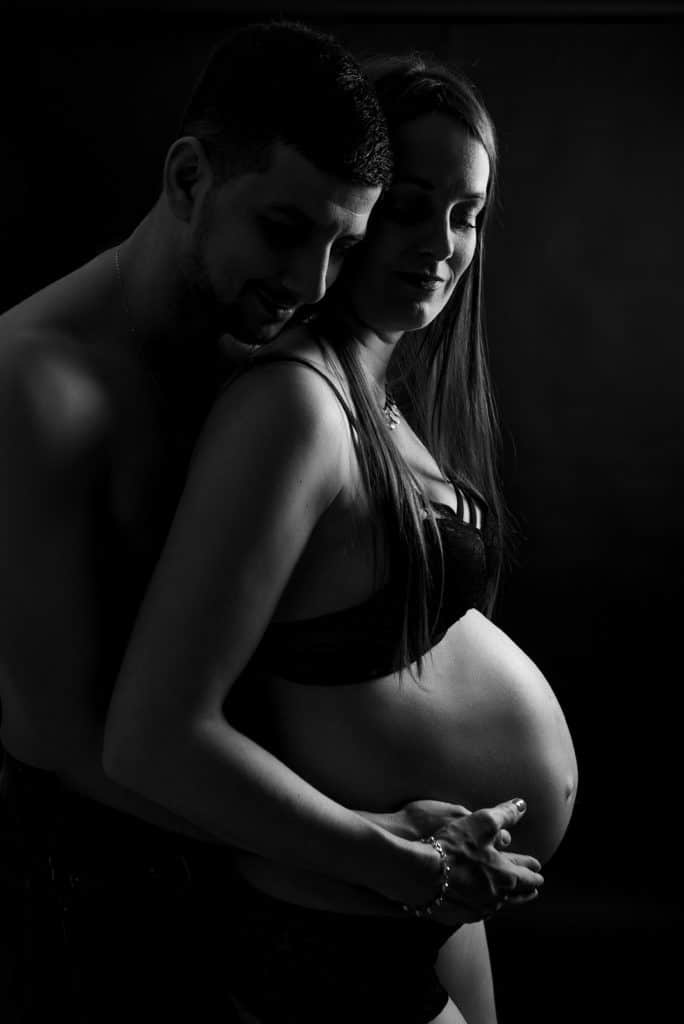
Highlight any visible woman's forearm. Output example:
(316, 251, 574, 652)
(103, 711, 438, 907)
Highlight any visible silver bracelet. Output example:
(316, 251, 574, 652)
(402, 835, 451, 918)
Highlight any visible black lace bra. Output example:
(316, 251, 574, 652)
(228, 354, 495, 686)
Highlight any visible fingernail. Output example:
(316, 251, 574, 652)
(513, 798, 526, 813)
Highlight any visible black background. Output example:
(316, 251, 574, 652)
(2, 2, 683, 1020)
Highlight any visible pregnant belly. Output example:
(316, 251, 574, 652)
(265, 609, 578, 865)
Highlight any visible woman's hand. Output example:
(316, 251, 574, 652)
(360, 797, 543, 925)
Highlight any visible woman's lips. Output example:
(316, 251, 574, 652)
(394, 271, 445, 293)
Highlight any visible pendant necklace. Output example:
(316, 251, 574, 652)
(382, 389, 401, 430)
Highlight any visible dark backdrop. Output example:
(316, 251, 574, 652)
(2, 2, 683, 1021)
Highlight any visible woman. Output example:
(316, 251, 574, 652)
(105, 55, 576, 1023)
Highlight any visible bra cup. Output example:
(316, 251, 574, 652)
(249, 507, 492, 685)
(227, 353, 495, 686)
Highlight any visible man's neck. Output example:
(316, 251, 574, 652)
(118, 209, 217, 363)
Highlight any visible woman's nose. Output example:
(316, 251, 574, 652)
(419, 215, 454, 262)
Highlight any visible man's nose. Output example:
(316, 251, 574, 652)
(284, 247, 329, 306)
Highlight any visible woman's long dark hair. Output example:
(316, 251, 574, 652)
(316, 54, 507, 676)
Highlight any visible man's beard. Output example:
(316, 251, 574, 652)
(185, 229, 287, 347)
(178, 187, 243, 340)
(183, 245, 243, 341)
(184, 266, 293, 347)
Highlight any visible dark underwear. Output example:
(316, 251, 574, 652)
(217, 872, 455, 1024)
(0, 751, 238, 1023)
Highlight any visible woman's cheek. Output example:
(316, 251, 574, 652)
(451, 237, 477, 283)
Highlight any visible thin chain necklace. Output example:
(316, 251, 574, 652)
(382, 389, 401, 430)
(113, 246, 136, 339)
(110, 270, 400, 432)
(113, 245, 167, 407)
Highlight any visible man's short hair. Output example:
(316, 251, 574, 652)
(180, 21, 393, 188)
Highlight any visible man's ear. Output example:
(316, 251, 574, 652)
(163, 136, 213, 222)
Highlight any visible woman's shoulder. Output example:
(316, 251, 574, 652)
(187, 330, 353, 517)
(221, 326, 354, 431)
(203, 331, 350, 473)
(251, 322, 334, 375)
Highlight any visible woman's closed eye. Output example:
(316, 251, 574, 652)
(452, 199, 485, 231)
(451, 210, 477, 231)
(381, 193, 481, 232)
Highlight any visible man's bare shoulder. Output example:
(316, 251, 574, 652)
(0, 250, 123, 449)
(0, 322, 113, 470)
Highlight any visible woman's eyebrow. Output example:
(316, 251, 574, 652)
(393, 176, 486, 202)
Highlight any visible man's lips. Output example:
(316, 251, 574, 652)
(252, 285, 298, 319)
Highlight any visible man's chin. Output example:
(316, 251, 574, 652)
(235, 316, 293, 346)
(218, 293, 302, 345)
(254, 321, 289, 344)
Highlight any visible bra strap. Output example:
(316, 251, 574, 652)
(231, 354, 359, 435)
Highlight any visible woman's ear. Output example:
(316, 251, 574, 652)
(163, 136, 213, 222)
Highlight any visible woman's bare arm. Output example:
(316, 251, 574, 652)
(103, 362, 542, 918)
(103, 364, 425, 897)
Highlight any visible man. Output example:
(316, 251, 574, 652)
(0, 20, 539, 1023)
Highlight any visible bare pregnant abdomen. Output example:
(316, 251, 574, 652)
(266, 610, 578, 865)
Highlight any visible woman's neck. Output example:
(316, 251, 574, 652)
(334, 302, 404, 392)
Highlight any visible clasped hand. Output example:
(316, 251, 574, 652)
(387, 797, 544, 926)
